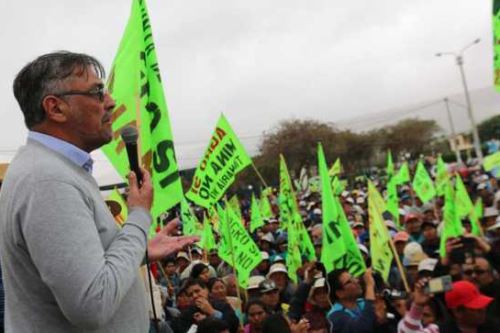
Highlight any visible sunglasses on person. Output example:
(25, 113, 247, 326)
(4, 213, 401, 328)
(54, 85, 107, 102)
(463, 269, 487, 276)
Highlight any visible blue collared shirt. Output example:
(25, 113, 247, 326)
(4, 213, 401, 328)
(28, 131, 93, 174)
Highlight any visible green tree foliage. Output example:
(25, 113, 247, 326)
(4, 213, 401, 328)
(478, 115, 500, 142)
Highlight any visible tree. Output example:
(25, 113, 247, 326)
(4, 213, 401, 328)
(478, 115, 500, 142)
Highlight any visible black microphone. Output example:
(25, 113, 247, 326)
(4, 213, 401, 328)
(120, 126, 143, 184)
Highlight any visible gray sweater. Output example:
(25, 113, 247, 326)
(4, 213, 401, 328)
(0, 140, 151, 332)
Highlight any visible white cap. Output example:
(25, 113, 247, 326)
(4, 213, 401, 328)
(403, 242, 428, 266)
(484, 207, 499, 218)
(247, 275, 266, 290)
(176, 251, 190, 261)
(358, 244, 369, 256)
(346, 197, 355, 204)
(487, 218, 500, 231)
(356, 197, 365, 204)
(260, 233, 275, 243)
(261, 251, 270, 260)
(266, 263, 288, 278)
(308, 277, 329, 303)
(341, 191, 350, 198)
(313, 208, 322, 215)
(418, 258, 438, 272)
(385, 220, 397, 230)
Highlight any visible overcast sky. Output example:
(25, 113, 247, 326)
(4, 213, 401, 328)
(0, 0, 497, 184)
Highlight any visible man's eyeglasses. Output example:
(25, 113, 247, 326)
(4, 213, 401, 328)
(54, 86, 107, 102)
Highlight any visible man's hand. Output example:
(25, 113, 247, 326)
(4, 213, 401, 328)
(194, 297, 216, 316)
(127, 169, 153, 211)
(363, 268, 376, 301)
(147, 218, 200, 261)
(413, 278, 431, 306)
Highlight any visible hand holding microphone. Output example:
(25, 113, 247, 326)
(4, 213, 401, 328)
(121, 127, 153, 211)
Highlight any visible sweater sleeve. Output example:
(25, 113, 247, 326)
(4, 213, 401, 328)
(22, 180, 151, 329)
(327, 300, 376, 333)
(397, 303, 440, 333)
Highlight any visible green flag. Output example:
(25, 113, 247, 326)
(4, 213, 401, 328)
(228, 195, 242, 221)
(455, 175, 474, 218)
(435, 155, 449, 196)
(386, 178, 400, 228)
(318, 143, 365, 275)
(471, 198, 484, 237)
(412, 161, 436, 203)
(386, 150, 394, 177)
(260, 193, 274, 219)
(180, 197, 201, 236)
(439, 180, 464, 257)
(102, 0, 183, 227)
(494, 0, 500, 91)
(329, 158, 342, 177)
(394, 162, 410, 185)
(199, 215, 217, 251)
(279, 155, 296, 230)
(475, 198, 484, 219)
(186, 114, 252, 208)
(106, 189, 128, 226)
(278, 155, 306, 281)
(368, 181, 394, 282)
(217, 203, 261, 288)
(483, 152, 500, 175)
(331, 176, 345, 196)
(250, 193, 265, 232)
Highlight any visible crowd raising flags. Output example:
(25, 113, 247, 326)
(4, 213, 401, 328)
(96, 0, 500, 328)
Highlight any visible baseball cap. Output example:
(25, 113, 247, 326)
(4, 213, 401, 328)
(445, 281, 493, 309)
(393, 231, 410, 243)
(418, 258, 438, 272)
(266, 263, 288, 278)
(248, 275, 266, 290)
(176, 251, 190, 261)
(258, 279, 279, 293)
(261, 251, 270, 261)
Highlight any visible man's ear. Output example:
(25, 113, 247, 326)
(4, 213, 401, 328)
(41, 95, 69, 123)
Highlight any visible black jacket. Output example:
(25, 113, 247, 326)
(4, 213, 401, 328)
(171, 299, 239, 333)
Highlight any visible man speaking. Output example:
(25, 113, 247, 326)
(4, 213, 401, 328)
(0, 51, 196, 332)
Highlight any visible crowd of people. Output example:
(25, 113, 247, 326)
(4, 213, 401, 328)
(1, 51, 500, 333)
(140, 157, 500, 333)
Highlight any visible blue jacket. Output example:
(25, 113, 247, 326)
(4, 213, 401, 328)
(327, 299, 375, 333)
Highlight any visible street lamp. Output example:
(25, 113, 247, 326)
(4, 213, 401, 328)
(435, 38, 483, 160)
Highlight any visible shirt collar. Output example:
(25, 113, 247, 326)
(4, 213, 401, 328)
(28, 131, 93, 174)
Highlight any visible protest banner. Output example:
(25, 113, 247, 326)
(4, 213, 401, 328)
(186, 114, 252, 208)
(102, 0, 183, 229)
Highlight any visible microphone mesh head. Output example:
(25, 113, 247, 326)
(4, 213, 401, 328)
(121, 126, 139, 144)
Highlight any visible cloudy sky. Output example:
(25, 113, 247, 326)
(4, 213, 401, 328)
(0, 0, 497, 184)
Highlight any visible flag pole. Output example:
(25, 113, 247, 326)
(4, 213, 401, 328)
(387, 238, 410, 292)
(251, 162, 268, 188)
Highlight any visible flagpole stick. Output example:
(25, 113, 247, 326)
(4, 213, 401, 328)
(387, 237, 410, 293)
(251, 162, 268, 188)
(223, 210, 244, 329)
